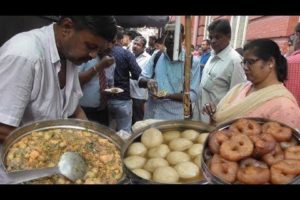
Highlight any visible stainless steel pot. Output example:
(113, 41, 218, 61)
(123, 120, 214, 184)
(201, 117, 300, 184)
(0, 119, 129, 184)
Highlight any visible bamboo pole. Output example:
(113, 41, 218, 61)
(184, 16, 192, 119)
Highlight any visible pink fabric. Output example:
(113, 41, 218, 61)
(285, 50, 300, 106)
(230, 82, 300, 130)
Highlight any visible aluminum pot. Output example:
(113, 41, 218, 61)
(123, 120, 214, 184)
(201, 117, 300, 184)
(0, 119, 129, 184)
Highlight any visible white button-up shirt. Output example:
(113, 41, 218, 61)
(130, 51, 151, 100)
(194, 45, 246, 123)
(0, 23, 82, 127)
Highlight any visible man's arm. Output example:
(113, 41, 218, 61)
(79, 56, 115, 86)
(138, 77, 149, 88)
(69, 105, 87, 120)
(163, 93, 183, 102)
(0, 123, 16, 143)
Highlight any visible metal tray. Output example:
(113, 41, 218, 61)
(0, 119, 129, 184)
(123, 120, 214, 184)
(201, 117, 300, 184)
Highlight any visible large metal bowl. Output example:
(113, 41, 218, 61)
(0, 119, 129, 184)
(123, 120, 214, 184)
(201, 117, 300, 184)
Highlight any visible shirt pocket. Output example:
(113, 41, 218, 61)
(202, 75, 215, 93)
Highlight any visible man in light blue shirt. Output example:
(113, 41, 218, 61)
(138, 23, 201, 120)
(79, 52, 115, 126)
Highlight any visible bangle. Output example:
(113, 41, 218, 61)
(93, 66, 98, 73)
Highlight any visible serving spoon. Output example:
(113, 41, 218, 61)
(5, 151, 87, 184)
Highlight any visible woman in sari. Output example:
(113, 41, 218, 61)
(203, 39, 300, 130)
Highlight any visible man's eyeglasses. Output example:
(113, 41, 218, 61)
(241, 58, 261, 66)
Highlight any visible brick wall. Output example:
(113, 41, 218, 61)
(246, 16, 299, 54)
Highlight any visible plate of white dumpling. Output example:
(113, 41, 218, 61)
(124, 121, 212, 184)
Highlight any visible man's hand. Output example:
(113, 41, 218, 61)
(147, 79, 158, 95)
(95, 56, 115, 71)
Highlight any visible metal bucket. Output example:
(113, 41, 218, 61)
(0, 119, 129, 184)
(123, 120, 214, 184)
(201, 117, 300, 184)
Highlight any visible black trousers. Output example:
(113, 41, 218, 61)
(132, 98, 146, 125)
(81, 106, 109, 126)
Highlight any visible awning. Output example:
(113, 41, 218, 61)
(114, 16, 169, 28)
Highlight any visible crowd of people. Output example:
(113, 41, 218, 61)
(0, 16, 300, 144)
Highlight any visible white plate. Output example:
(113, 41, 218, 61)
(104, 87, 124, 94)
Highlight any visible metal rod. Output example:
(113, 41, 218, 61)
(184, 16, 192, 119)
(173, 16, 181, 61)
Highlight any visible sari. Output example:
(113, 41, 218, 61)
(214, 82, 300, 129)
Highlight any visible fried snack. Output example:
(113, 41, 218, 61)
(229, 119, 262, 136)
(220, 134, 254, 161)
(262, 122, 292, 142)
(155, 90, 168, 97)
(237, 158, 270, 184)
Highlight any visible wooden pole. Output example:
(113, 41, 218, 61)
(184, 16, 192, 119)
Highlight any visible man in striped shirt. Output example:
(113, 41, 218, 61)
(285, 23, 300, 106)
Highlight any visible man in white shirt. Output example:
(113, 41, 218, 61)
(0, 16, 117, 142)
(193, 19, 246, 123)
(130, 36, 151, 124)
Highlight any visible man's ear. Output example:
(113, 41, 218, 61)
(60, 17, 74, 37)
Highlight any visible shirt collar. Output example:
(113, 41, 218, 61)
(48, 23, 61, 64)
(211, 44, 231, 61)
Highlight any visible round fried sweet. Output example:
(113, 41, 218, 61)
(229, 119, 261, 136)
(237, 158, 270, 184)
(210, 154, 238, 183)
(220, 134, 254, 161)
(262, 122, 292, 142)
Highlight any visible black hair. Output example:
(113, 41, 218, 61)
(124, 30, 142, 40)
(235, 47, 243, 56)
(203, 39, 211, 45)
(149, 35, 157, 40)
(208, 19, 231, 37)
(243, 38, 287, 82)
(295, 22, 300, 33)
(155, 37, 164, 44)
(116, 28, 124, 40)
(58, 16, 117, 42)
(133, 36, 147, 47)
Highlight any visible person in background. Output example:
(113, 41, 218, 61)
(284, 38, 294, 57)
(203, 39, 300, 130)
(79, 47, 115, 126)
(138, 23, 201, 120)
(0, 16, 117, 142)
(154, 37, 165, 53)
(285, 23, 300, 106)
(130, 36, 151, 125)
(146, 35, 157, 55)
(194, 19, 246, 123)
(192, 45, 202, 58)
(108, 29, 141, 133)
(199, 39, 211, 77)
(122, 29, 141, 52)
